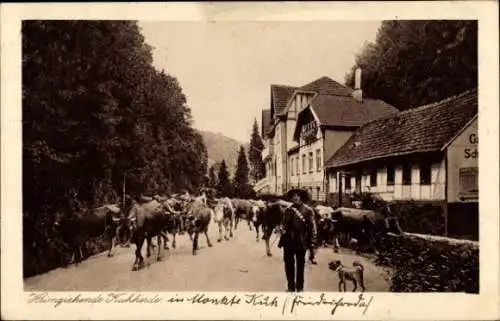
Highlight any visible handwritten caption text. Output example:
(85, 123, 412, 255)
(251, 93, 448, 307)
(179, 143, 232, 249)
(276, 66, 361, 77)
(27, 292, 374, 316)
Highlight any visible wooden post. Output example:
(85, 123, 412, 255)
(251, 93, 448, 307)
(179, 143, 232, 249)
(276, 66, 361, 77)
(122, 175, 126, 208)
(444, 152, 449, 236)
(338, 171, 343, 207)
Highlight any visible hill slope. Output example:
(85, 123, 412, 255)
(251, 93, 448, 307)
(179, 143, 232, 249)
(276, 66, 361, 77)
(197, 130, 249, 177)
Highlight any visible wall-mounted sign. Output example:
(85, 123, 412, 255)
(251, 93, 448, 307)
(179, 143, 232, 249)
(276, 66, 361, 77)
(464, 133, 478, 159)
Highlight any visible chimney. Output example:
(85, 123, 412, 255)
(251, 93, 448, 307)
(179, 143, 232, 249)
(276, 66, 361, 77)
(352, 67, 363, 103)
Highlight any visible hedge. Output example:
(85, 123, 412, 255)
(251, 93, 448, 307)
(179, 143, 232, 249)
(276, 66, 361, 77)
(390, 201, 446, 236)
(23, 213, 110, 279)
(374, 233, 479, 293)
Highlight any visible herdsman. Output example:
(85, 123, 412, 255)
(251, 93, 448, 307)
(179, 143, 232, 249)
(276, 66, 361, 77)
(278, 188, 317, 292)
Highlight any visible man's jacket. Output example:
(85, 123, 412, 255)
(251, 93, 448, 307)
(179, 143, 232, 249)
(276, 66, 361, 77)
(278, 204, 317, 251)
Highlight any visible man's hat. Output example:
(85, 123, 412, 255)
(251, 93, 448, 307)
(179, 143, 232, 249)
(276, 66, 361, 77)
(285, 188, 310, 203)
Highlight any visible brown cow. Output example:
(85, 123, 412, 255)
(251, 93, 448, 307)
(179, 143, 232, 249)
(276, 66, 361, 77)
(53, 204, 129, 265)
(185, 198, 213, 255)
(126, 198, 174, 270)
(232, 198, 257, 231)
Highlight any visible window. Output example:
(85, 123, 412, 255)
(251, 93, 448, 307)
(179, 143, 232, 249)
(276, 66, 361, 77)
(387, 164, 395, 185)
(316, 149, 322, 172)
(459, 167, 478, 194)
(316, 187, 320, 200)
(420, 161, 432, 185)
(309, 152, 314, 173)
(290, 158, 294, 176)
(296, 155, 299, 174)
(345, 175, 351, 189)
(370, 169, 377, 186)
(402, 163, 412, 185)
(302, 154, 306, 174)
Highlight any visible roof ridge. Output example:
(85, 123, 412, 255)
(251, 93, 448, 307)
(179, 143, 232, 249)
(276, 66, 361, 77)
(398, 88, 477, 115)
(325, 88, 478, 168)
(350, 88, 478, 128)
(271, 84, 298, 89)
(300, 76, 347, 88)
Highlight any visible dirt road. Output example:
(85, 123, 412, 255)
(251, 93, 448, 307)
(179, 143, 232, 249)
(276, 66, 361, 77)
(24, 224, 391, 292)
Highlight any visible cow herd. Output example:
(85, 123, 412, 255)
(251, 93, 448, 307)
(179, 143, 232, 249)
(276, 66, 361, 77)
(52, 192, 403, 271)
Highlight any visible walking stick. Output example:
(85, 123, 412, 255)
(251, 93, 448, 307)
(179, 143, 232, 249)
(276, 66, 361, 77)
(270, 228, 282, 247)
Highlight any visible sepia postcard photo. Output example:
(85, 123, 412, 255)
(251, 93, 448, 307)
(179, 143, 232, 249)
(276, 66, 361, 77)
(1, 2, 499, 320)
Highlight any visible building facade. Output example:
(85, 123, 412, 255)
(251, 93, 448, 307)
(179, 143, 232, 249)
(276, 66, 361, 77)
(287, 75, 398, 201)
(324, 89, 478, 236)
(260, 85, 297, 195)
(259, 71, 398, 200)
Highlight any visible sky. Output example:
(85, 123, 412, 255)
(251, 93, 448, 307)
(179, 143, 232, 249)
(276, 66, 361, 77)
(138, 21, 382, 143)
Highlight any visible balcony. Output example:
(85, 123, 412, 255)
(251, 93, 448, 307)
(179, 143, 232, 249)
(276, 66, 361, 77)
(253, 177, 269, 193)
(262, 145, 270, 160)
(262, 142, 274, 161)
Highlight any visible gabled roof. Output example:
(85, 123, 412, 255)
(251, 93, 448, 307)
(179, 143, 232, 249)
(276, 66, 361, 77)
(298, 76, 353, 96)
(325, 89, 478, 168)
(261, 109, 271, 138)
(271, 85, 297, 118)
(311, 94, 399, 127)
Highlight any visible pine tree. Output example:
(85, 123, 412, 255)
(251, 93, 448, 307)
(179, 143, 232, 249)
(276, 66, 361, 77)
(233, 146, 250, 197)
(216, 160, 232, 197)
(208, 165, 217, 188)
(248, 118, 265, 184)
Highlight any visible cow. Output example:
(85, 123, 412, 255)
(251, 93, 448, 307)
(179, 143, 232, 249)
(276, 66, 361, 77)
(53, 204, 128, 265)
(168, 197, 188, 236)
(217, 197, 235, 238)
(329, 206, 402, 253)
(261, 199, 292, 257)
(147, 195, 184, 251)
(184, 198, 213, 255)
(126, 197, 175, 270)
(249, 199, 266, 242)
(314, 205, 339, 249)
(213, 199, 234, 242)
(195, 192, 208, 206)
(232, 198, 257, 231)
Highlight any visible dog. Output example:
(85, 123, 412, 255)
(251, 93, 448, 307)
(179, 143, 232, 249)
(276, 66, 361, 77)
(328, 260, 365, 292)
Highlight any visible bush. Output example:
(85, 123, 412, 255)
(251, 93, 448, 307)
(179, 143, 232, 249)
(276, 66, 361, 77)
(374, 233, 479, 293)
(23, 211, 111, 278)
(391, 201, 446, 235)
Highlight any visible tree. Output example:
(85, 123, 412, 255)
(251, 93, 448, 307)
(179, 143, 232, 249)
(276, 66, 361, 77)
(344, 20, 477, 110)
(208, 165, 217, 188)
(22, 20, 209, 276)
(233, 146, 249, 196)
(216, 160, 232, 197)
(248, 118, 265, 183)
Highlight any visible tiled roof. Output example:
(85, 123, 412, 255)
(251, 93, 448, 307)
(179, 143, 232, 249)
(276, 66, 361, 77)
(271, 85, 296, 117)
(311, 94, 399, 127)
(299, 76, 353, 96)
(325, 89, 478, 168)
(261, 109, 271, 138)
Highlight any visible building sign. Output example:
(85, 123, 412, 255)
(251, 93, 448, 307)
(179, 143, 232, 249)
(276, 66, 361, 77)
(446, 117, 478, 203)
(301, 121, 318, 144)
(464, 133, 478, 159)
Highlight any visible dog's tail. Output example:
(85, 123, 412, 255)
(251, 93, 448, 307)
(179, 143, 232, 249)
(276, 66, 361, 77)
(353, 261, 364, 272)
